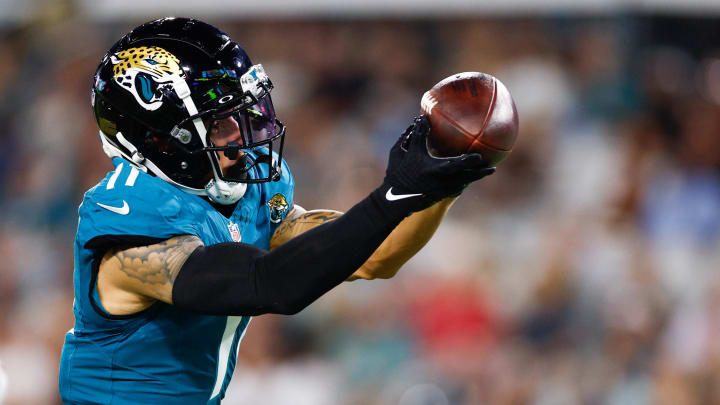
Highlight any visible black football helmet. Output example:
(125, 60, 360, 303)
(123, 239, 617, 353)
(92, 17, 285, 204)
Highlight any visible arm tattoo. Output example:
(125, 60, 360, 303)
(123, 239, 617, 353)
(299, 211, 343, 222)
(271, 210, 343, 248)
(114, 235, 202, 286)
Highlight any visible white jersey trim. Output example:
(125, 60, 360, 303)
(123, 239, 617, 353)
(106, 163, 124, 190)
(210, 316, 243, 399)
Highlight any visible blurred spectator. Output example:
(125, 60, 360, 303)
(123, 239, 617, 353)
(1, 11, 720, 405)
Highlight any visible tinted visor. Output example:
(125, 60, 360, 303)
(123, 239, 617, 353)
(211, 95, 277, 146)
(205, 94, 284, 183)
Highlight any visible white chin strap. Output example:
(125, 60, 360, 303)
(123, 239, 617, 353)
(99, 73, 248, 205)
(100, 129, 247, 204)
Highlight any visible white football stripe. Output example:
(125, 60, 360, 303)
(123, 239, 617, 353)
(420, 91, 438, 114)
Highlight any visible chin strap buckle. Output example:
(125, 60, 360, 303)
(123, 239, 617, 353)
(116, 132, 145, 165)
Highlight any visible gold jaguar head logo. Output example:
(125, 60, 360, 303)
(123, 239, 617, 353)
(110, 46, 183, 111)
(267, 193, 289, 224)
(112, 46, 182, 78)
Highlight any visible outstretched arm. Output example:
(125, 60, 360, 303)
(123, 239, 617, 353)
(100, 187, 413, 316)
(270, 197, 458, 280)
(97, 116, 493, 317)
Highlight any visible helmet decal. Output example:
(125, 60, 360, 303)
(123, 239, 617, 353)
(111, 46, 183, 111)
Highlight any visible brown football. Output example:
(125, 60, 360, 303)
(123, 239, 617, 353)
(420, 72, 519, 165)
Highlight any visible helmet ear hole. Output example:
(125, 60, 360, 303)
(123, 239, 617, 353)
(152, 136, 178, 156)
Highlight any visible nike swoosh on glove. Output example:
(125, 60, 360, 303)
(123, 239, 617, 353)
(379, 115, 494, 212)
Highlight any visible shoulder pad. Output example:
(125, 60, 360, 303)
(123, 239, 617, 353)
(78, 159, 206, 248)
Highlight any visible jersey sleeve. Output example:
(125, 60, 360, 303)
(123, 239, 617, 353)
(77, 159, 202, 251)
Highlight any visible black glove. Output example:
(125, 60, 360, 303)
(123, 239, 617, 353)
(370, 115, 495, 219)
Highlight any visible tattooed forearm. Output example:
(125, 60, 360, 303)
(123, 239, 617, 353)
(276, 211, 343, 235)
(301, 212, 343, 222)
(270, 209, 343, 250)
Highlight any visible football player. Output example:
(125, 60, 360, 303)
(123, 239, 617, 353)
(58, 18, 494, 404)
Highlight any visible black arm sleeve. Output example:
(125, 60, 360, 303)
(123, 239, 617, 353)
(172, 186, 417, 316)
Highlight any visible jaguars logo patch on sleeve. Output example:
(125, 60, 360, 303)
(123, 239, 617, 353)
(267, 193, 289, 224)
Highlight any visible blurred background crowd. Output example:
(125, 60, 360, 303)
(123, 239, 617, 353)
(2, 0, 720, 404)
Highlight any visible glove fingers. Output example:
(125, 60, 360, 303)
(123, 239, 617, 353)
(406, 115, 431, 152)
(414, 115, 431, 137)
(455, 153, 489, 170)
(391, 123, 414, 152)
(437, 153, 488, 175)
(453, 167, 496, 184)
(385, 114, 495, 205)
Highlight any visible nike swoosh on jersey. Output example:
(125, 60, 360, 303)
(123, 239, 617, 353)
(97, 200, 130, 215)
(385, 187, 423, 201)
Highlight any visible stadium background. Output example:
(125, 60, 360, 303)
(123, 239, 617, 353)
(2, 0, 720, 404)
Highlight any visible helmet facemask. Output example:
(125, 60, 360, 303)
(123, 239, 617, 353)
(179, 65, 284, 181)
(182, 64, 285, 204)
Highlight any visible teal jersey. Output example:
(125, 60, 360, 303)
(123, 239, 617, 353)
(59, 154, 293, 404)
